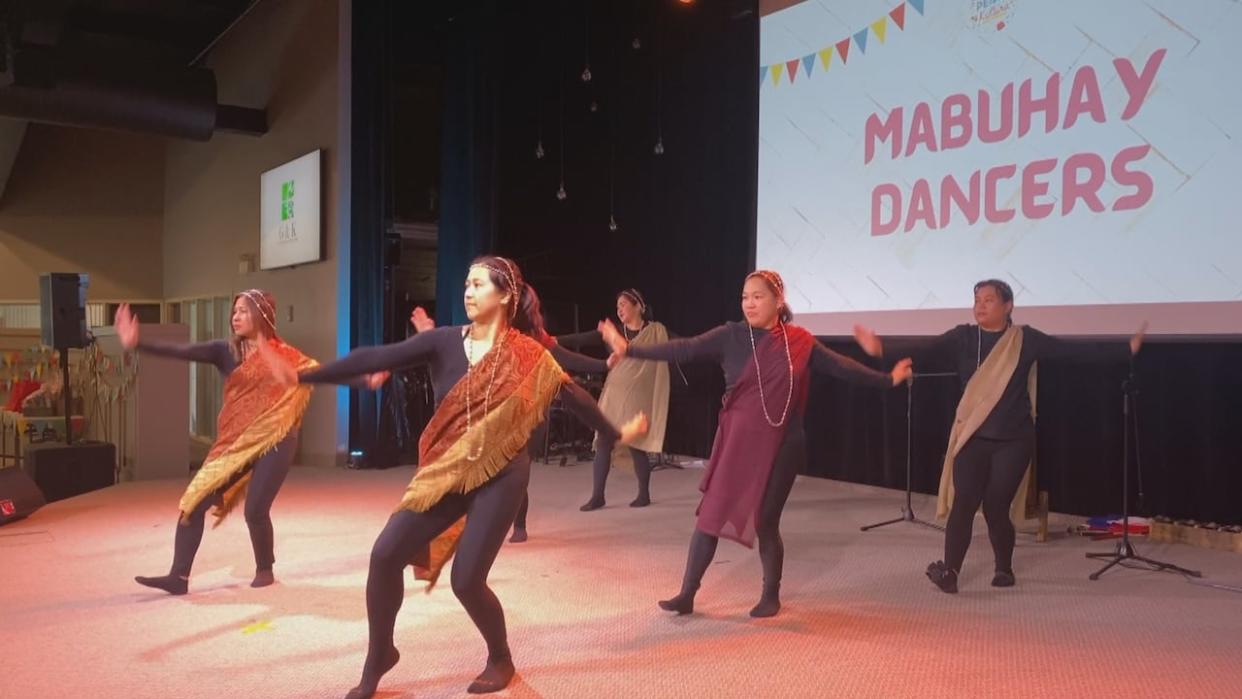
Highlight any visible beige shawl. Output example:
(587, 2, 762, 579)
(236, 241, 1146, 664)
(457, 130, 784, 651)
(936, 325, 1039, 522)
(594, 321, 671, 466)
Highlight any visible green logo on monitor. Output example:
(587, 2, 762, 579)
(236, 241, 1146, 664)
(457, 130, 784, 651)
(281, 180, 295, 221)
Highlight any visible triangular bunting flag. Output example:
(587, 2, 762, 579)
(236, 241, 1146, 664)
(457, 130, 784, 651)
(854, 27, 869, 54)
(759, 65, 769, 85)
(802, 53, 816, 78)
(908, 0, 925, 16)
(872, 17, 888, 43)
(835, 38, 851, 64)
(785, 58, 801, 83)
(772, 62, 785, 85)
(890, 3, 906, 29)
(818, 46, 834, 71)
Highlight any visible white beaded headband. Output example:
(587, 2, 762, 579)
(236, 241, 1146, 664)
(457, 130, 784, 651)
(238, 290, 277, 330)
(470, 258, 523, 317)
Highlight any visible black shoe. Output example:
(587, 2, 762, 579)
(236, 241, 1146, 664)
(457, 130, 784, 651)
(135, 574, 188, 596)
(658, 592, 696, 615)
(991, 569, 1016, 588)
(926, 561, 958, 594)
(251, 568, 275, 588)
(629, 494, 651, 508)
(579, 497, 605, 512)
(509, 528, 528, 544)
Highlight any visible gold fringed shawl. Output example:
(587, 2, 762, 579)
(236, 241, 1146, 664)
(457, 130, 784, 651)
(401, 330, 570, 590)
(936, 326, 1039, 522)
(179, 340, 317, 525)
(593, 321, 670, 468)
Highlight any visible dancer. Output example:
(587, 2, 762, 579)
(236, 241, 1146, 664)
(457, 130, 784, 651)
(600, 270, 911, 618)
(407, 306, 611, 543)
(562, 289, 673, 511)
(121, 293, 368, 595)
(267, 256, 648, 697)
(853, 279, 1144, 593)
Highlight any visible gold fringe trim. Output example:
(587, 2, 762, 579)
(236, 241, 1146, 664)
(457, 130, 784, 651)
(400, 350, 567, 590)
(178, 383, 314, 526)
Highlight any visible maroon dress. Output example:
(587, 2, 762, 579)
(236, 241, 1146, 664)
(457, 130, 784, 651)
(628, 321, 892, 547)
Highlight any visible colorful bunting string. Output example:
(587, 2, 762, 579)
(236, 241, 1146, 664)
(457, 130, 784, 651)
(759, 0, 924, 87)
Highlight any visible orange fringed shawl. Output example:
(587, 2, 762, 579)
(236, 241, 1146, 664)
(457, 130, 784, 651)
(403, 329, 569, 589)
(178, 340, 317, 525)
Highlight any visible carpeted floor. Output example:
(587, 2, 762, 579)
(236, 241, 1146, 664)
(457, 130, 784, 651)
(3, 460, 1240, 699)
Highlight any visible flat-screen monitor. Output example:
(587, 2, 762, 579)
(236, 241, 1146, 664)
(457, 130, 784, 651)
(260, 149, 322, 270)
(757, 0, 1241, 336)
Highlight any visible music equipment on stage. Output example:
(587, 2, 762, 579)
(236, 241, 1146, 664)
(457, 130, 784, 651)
(1086, 369, 1200, 580)
(39, 272, 91, 444)
(26, 442, 116, 503)
(39, 273, 91, 350)
(0, 467, 46, 526)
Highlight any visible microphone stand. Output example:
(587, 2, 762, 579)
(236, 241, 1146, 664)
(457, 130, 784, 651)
(861, 371, 957, 533)
(1086, 365, 1200, 580)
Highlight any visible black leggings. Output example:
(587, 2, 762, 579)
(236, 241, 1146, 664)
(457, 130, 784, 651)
(943, 434, 1033, 573)
(170, 432, 297, 577)
(364, 453, 531, 666)
(513, 493, 529, 531)
(588, 444, 653, 501)
(674, 426, 805, 595)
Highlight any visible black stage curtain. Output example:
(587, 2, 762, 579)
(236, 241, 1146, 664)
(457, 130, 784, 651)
(437, 0, 502, 326)
(347, 0, 393, 460)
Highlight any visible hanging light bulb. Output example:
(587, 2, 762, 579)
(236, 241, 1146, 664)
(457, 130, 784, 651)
(609, 215, 619, 232)
(589, 100, 599, 113)
(632, 37, 642, 50)
(653, 138, 665, 155)
(556, 184, 567, 201)
(535, 140, 545, 159)
(581, 65, 592, 82)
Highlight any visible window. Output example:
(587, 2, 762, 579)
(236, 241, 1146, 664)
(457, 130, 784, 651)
(167, 297, 230, 440)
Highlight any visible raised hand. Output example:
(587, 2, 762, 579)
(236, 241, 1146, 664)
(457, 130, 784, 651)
(257, 339, 299, 388)
(115, 303, 139, 350)
(1130, 321, 1148, 355)
(853, 324, 883, 358)
(619, 411, 650, 446)
(597, 319, 628, 357)
(365, 371, 391, 390)
(890, 357, 914, 386)
(410, 307, 434, 334)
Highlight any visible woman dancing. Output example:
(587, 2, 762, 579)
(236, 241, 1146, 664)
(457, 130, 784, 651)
(560, 288, 674, 511)
(121, 292, 351, 595)
(406, 306, 614, 542)
(853, 279, 1143, 593)
(600, 270, 911, 618)
(268, 256, 648, 697)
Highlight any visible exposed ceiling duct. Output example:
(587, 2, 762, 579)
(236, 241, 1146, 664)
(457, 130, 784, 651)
(0, 1, 266, 142)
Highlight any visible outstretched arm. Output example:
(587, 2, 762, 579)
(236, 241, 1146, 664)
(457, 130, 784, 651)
(854, 324, 961, 366)
(137, 338, 234, 373)
(549, 343, 609, 374)
(297, 329, 449, 386)
(558, 381, 649, 445)
(556, 329, 604, 350)
(606, 322, 730, 367)
(811, 340, 910, 389)
(1027, 325, 1141, 363)
(116, 302, 234, 373)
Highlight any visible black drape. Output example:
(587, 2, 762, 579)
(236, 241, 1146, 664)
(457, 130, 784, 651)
(437, 0, 502, 326)
(347, 0, 394, 462)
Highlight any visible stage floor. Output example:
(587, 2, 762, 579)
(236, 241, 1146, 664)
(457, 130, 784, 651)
(3, 460, 1240, 699)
